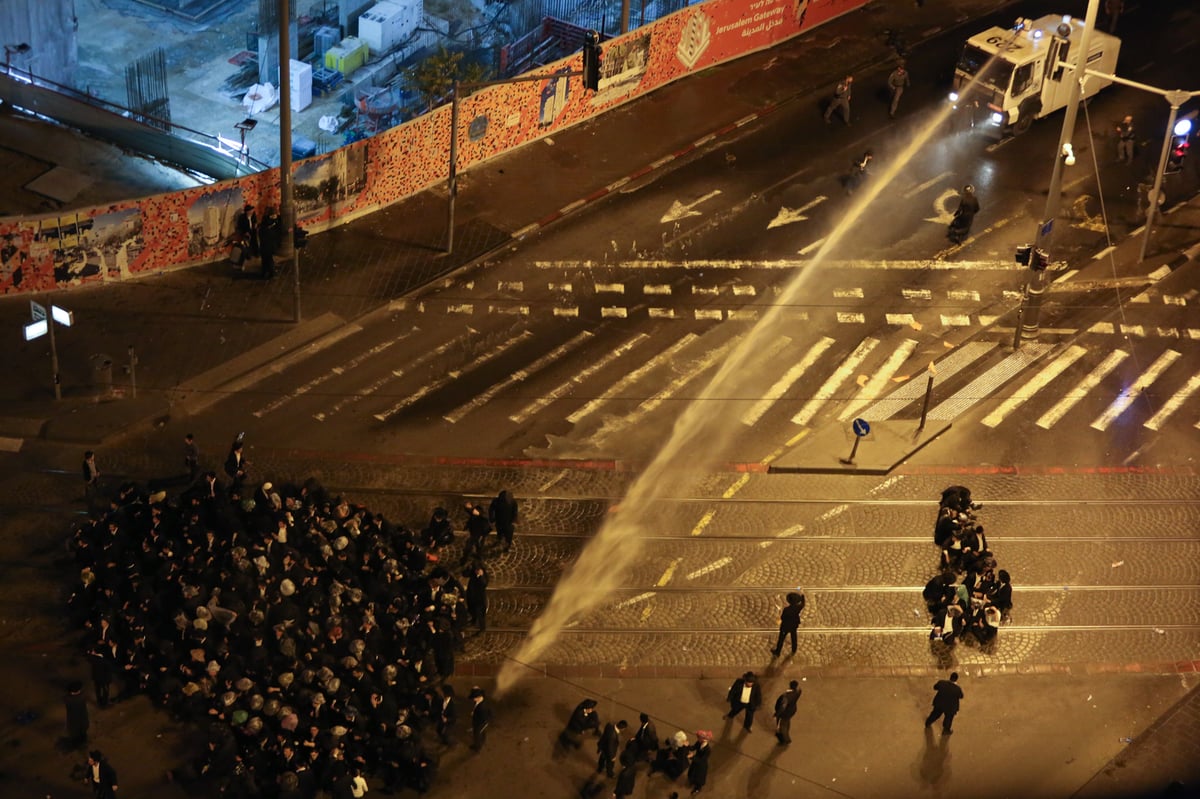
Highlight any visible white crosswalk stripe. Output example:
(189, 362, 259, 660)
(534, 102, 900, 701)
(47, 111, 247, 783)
(792, 337, 878, 426)
(1089, 349, 1182, 431)
(741, 337, 834, 426)
(1144, 371, 1200, 432)
(861, 342, 996, 422)
(929, 344, 1051, 420)
(567, 333, 698, 425)
(510, 333, 650, 424)
(444, 331, 595, 424)
(838, 339, 918, 422)
(1036, 350, 1128, 429)
(981, 345, 1087, 428)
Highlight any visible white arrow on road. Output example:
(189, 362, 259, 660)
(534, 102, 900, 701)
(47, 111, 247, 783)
(661, 190, 722, 223)
(767, 195, 828, 229)
(925, 187, 959, 224)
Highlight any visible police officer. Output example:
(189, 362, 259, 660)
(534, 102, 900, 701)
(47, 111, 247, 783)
(888, 63, 911, 118)
(824, 75, 854, 126)
(1116, 115, 1135, 164)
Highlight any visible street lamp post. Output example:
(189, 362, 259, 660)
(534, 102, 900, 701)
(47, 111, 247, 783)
(275, 0, 299, 322)
(1020, 0, 1100, 341)
(1138, 97, 1190, 263)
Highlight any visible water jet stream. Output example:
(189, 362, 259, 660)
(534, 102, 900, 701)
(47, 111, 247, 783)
(496, 41, 1021, 695)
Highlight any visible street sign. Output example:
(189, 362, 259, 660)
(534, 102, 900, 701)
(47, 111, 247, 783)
(1040, 218, 1054, 237)
(51, 305, 74, 326)
(30, 300, 45, 322)
(23, 320, 47, 341)
(852, 418, 870, 437)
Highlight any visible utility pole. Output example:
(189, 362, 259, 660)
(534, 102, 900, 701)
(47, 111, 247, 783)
(1138, 95, 1190, 263)
(276, 0, 299, 322)
(1020, 0, 1099, 341)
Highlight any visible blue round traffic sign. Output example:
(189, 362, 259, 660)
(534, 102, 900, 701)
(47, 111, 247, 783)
(852, 418, 870, 437)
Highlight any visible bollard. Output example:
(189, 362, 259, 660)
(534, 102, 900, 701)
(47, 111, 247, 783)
(917, 374, 935, 433)
(1012, 308, 1023, 351)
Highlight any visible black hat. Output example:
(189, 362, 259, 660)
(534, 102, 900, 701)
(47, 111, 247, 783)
(469, 687, 484, 699)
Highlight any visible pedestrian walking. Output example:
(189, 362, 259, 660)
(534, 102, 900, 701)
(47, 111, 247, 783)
(183, 433, 200, 483)
(464, 561, 489, 634)
(86, 750, 120, 799)
(924, 671, 964, 734)
(469, 686, 493, 751)
(845, 150, 873, 195)
(1116, 115, 1136, 164)
(560, 698, 601, 749)
(87, 640, 116, 708)
(947, 184, 980, 244)
(888, 63, 911, 118)
(632, 712, 659, 762)
(488, 489, 518, 553)
(724, 671, 763, 731)
(436, 684, 458, 747)
(824, 75, 853, 125)
(82, 450, 100, 507)
(597, 719, 627, 777)
(235, 204, 260, 258)
(771, 590, 806, 656)
(223, 436, 248, 495)
(687, 731, 712, 795)
(63, 680, 90, 750)
(459, 503, 491, 564)
(773, 680, 801, 745)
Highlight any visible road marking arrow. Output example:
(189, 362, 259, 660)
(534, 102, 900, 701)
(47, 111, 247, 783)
(661, 189, 722, 223)
(767, 195, 828, 229)
(925, 187, 959, 224)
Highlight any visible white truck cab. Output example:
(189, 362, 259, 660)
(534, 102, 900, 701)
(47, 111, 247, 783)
(951, 14, 1120, 135)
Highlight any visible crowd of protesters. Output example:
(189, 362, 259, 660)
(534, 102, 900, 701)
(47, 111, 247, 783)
(67, 437, 515, 797)
(923, 485, 1014, 648)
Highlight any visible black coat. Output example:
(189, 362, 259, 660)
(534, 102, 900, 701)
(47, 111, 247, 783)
(727, 677, 763, 710)
(687, 742, 711, 787)
(931, 679, 964, 711)
(614, 766, 637, 796)
(597, 722, 621, 758)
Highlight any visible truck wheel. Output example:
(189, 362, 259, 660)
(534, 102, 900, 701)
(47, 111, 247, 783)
(1013, 101, 1040, 135)
(1013, 115, 1033, 135)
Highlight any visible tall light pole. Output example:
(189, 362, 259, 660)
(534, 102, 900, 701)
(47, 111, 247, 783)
(1020, 0, 1100, 341)
(1138, 98, 1191, 263)
(276, 0, 299, 322)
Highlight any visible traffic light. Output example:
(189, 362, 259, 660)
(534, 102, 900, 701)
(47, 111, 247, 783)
(1165, 137, 1189, 174)
(1031, 248, 1050, 271)
(1015, 244, 1032, 265)
(582, 30, 601, 92)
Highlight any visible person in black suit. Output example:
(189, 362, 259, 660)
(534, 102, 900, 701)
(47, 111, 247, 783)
(469, 687, 493, 751)
(725, 671, 763, 731)
(925, 672, 964, 734)
(773, 680, 801, 745)
(632, 712, 658, 762)
(596, 719, 626, 777)
(771, 591, 806, 657)
(86, 750, 119, 799)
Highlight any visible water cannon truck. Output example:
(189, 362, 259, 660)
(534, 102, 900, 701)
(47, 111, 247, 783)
(950, 14, 1120, 136)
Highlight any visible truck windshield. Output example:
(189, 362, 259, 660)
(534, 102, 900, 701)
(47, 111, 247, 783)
(957, 44, 1014, 92)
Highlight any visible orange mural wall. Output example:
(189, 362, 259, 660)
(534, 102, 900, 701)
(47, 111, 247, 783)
(0, 0, 868, 296)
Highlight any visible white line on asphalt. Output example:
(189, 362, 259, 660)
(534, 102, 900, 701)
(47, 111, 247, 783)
(693, 133, 716, 147)
(734, 113, 758, 127)
(510, 333, 649, 424)
(1053, 269, 1078, 284)
(1036, 350, 1128, 429)
(601, 307, 628, 318)
(903, 170, 952, 199)
(254, 326, 412, 418)
(886, 313, 917, 326)
(553, 307, 580, 317)
(648, 308, 676, 319)
(981, 345, 1087, 428)
(566, 333, 698, 425)
(314, 328, 474, 422)
(225, 324, 362, 414)
(447, 304, 473, 314)
(1130, 291, 1151, 304)
(650, 155, 674, 169)
(833, 287, 864, 298)
(862, 342, 997, 422)
(1149, 266, 1171, 281)
(373, 331, 533, 422)
(868, 475, 905, 495)
(513, 223, 539, 238)
(1089, 349, 1181, 431)
(606, 177, 631, 192)
(792, 337, 879, 426)
(1092, 245, 1116, 260)
(1144, 372, 1200, 431)
(445, 331, 595, 424)
(1157, 327, 1180, 338)
(741, 336, 834, 426)
(1089, 322, 1115, 334)
(560, 200, 585, 215)
(534, 259, 1021, 271)
(1163, 295, 1187, 306)
(837, 339, 918, 421)
(695, 309, 723, 320)
(644, 284, 672, 295)
(686, 557, 732, 580)
(837, 312, 866, 323)
(693, 285, 722, 295)
(637, 336, 742, 417)
(1120, 324, 1145, 337)
(903, 288, 932, 300)
(940, 314, 971, 326)
(549, 282, 573, 292)
(498, 281, 524, 292)
(489, 305, 530, 315)
(733, 285, 757, 296)
(1188, 329, 1200, 340)
(946, 289, 980, 301)
(929, 344, 1052, 420)
(816, 504, 849, 521)
(595, 283, 625, 293)
(728, 309, 759, 321)
(615, 592, 657, 608)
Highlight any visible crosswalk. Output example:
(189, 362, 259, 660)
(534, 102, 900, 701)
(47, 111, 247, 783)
(247, 313, 1200, 449)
